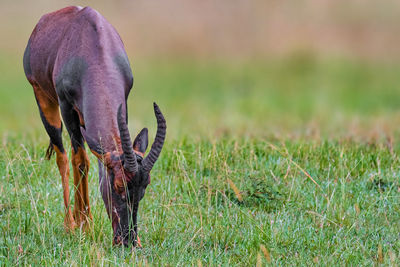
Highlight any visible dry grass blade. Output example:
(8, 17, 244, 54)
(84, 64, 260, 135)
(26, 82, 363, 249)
(260, 244, 271, 263)
(378, 244, 383, 263)
(267, 142, 329, 201)
(306, 210, 339, 226)
(388, 250, 396, 264)
(287, 157, 321, 189)
(267, 143, 321, 189)
(227, 178, 243, 202)
(355, 203, 360, 215)
(256, 253, 262, 267)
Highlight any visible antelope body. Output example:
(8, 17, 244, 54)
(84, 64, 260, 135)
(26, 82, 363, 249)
(23, 6, 166, 246)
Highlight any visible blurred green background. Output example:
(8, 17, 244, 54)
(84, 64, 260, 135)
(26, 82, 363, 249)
(2, 1, 400, 265)
(0, 0, 400, 139)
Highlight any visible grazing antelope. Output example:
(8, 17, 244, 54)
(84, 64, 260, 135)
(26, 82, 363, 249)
(23, 6, 166, 246)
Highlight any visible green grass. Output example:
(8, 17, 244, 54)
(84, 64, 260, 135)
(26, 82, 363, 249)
(1, 54, 400, 265)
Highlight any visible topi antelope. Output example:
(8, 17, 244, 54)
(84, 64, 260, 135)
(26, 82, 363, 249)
(23, 6, 166, 247)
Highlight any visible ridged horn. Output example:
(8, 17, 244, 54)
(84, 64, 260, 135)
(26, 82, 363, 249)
(142, 102, 166, 172)
(117, 104, 138, 173)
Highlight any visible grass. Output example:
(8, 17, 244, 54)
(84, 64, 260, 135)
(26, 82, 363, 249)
(1, 53, 400, 265)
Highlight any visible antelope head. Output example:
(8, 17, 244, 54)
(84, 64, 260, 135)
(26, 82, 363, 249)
(96, 102, 166, 247)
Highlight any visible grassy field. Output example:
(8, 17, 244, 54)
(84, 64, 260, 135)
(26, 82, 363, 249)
(1, 54, 400, 265)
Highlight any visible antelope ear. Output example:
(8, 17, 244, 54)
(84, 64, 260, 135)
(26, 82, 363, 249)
(133, 128, 148, 154)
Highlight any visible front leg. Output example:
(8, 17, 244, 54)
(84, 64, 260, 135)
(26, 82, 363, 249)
(59, 100, 93, 229)
(32, 83, 76, 231)
(71, 144, 92, 228)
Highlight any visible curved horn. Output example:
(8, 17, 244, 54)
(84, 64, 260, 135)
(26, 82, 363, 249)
(142, 102, 166, 172)
(117, 104, 138, 173)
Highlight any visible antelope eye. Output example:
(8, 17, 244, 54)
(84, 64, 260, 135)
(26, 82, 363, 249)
(135, 154, 143, 163)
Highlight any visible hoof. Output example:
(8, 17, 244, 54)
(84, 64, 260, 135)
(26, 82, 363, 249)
(73, 213, 93, 232)
(64, 217, 77, 232)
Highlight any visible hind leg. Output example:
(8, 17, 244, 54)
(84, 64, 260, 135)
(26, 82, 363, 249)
(32, 82, 76, 231)
(59, 101, 92, 229)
